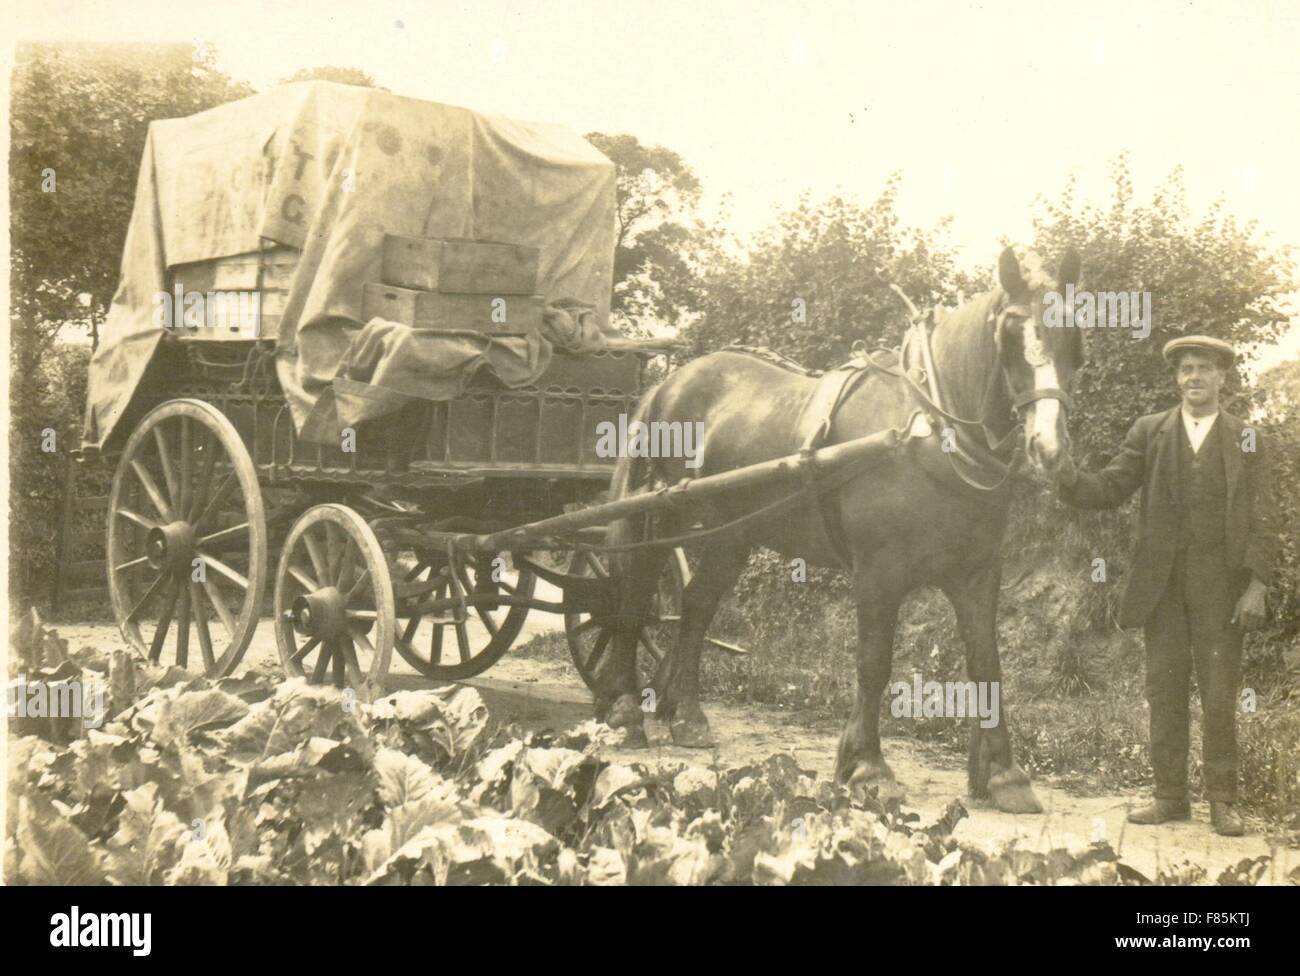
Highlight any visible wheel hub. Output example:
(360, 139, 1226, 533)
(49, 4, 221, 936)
(291, 588, 346, 639)
(146, 521, 195, 572)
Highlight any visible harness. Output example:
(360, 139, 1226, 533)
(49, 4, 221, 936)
(721, 291, 1074, 566)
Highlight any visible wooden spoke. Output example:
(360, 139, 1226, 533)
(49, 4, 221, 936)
(335, 642, 351, 686)
(114, 555, 151, 573)
(191, 581, 215, 671)
(312, 642, 332, 683)
(196, 551, 249, 590)
(152, 426, 180, 509)
(291, 635, 322, 664)
(149, 578, 180, 663)
(202, 578, 236, 636)
(639, 631, 666, 663)
(115, 508, 157, 531)
(570, 616, 601, 638)
(192, 470, 238, 533)
(336, 543, 356, 590)
(188, 430, 218, 522)
(342, 639, 364, 687)
(179, 416, 193, 516)
(430, 622, 444, 664)
(586, 629, 612, 672)
(175, 585, 192, 668)
(287, 564, 319, 593)
(130, 459, 175, 522)
(345, 568, 372, 604)
(127, 572, 169, 623)
(198, 522, 250, 549)
(324, 523, 343, 581)
(454, 621, 472, 663)
(302, 530, 330, 586)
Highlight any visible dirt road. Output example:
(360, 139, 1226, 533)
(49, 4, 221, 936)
(52, 613, 1291, 884)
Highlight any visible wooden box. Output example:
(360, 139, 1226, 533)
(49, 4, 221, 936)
(168, 245, 298, 340)
(362, 283, 544, 335)
(382, 235, 540, 295)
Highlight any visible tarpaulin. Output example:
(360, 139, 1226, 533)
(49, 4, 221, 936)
(83, 81, 616, 448)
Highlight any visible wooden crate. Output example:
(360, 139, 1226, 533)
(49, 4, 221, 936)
(362, 283, 543, 335)
(382, 235, 539, 295)
(168, 245, 297, 340)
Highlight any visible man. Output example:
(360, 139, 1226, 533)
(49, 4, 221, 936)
(1054, 336, 1276, 836)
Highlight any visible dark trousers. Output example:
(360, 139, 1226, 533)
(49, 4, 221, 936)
(1143, 547, 1243, 802)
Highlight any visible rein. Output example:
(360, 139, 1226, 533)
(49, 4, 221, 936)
(878, 294, 1072, 492)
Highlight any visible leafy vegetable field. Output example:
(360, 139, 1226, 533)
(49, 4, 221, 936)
(6, 614, 1278, 886)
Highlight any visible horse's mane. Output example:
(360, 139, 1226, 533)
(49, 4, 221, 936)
(928, 288, 1006, 422)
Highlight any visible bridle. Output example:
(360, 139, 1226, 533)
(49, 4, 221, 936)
(860, 292, 1073, 491)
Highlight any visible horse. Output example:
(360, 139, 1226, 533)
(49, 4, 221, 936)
(596, 247, 1083, 814)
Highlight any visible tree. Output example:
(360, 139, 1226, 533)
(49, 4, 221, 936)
(282, 66, 383, 89)
(584, 132, 709, 333)
(9, 41, 253, 602)
(10, 41, 254, 350)
(686, 175, 977, 370)
(1030, 155, 1295, 466)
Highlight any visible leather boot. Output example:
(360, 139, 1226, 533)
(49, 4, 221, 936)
(1127, 797, 1191, 824)
(1210, 802, 1245, 836)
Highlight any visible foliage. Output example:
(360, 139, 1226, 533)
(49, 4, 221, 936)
(10, 41, 253, 348)
(685, 177, 985, 370)
(281, 66, 383, 89)
(8, 344, 101, 602)
(1030, 155, 1295, 466)
(13, 621, 1279, 885)
(584, 132, 712, 334)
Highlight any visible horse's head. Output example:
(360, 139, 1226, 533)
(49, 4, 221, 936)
(995, 246, 1083, 474)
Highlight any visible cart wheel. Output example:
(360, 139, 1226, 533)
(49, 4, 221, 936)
(274, 504, 395, 691)
(107, 399, 267, 676)
(565, 547, 689, 693)
(390, 548, 536, 680)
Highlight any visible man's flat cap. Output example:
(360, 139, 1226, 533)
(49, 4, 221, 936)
(1162, 335, 1236, 368)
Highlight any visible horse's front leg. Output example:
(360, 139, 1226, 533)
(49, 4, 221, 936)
(943, 561, 1043, 814)
(835, 564, 906, 802)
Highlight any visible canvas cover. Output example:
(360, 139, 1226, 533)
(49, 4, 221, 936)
(83, 81, 616, 448)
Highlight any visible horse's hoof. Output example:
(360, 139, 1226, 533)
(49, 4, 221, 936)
(669, 718, 715, 749)
(847, 761, 906, 803)
(603, 693, 645, 732)
(987, 766, 1043, 814)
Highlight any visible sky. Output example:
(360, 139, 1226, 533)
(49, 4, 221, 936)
(10, 0, 1300, 365)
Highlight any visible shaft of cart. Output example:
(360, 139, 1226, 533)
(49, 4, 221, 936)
(444, 425, 904, 554)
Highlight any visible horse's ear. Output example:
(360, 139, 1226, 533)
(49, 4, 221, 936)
(1059, 248, 1082, 290)
(998, 247, 1026, 296)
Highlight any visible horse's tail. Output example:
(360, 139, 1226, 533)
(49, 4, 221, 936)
(605, 381, 664, 563)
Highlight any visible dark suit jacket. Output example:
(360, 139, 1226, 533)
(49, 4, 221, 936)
(1059, 406, 1278, 628)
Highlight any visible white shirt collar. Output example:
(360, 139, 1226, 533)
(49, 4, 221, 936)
(1180, 407, 1219, 454)
(1181, 407, 1219, 427)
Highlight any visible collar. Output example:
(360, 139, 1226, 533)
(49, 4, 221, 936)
(1180, 406, 1219, 427)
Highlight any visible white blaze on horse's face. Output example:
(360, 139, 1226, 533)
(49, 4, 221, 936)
(1019, 317, 1064, 472)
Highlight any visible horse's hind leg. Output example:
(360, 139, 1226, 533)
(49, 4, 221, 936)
(659, 539, 749, 748)
(835, 562, 907, 801)
(943, 562, 1042, 814)
(597, 522, 671, 747)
